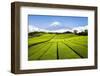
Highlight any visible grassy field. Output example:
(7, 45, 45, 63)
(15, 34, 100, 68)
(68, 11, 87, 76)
(28, 33, 88, 61)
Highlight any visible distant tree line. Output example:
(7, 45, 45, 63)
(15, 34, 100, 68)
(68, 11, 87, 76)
(28, 29, 88, 37)
(73, 29, 88, 36)
(28, 31, 46, 37)
(63, 29, 88, 36)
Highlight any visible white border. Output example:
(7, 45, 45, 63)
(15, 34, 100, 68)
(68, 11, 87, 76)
(20, 6, 95, 70)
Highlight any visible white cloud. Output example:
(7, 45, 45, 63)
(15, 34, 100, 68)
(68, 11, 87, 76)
(72, 25, 88, 33)
(28, 25, 39, 32)
(28, 25, 88, 33)
(29, 25, 50, 33)
(50, 21, 61, 26)
(46, 25, 88, 33)
(48, 29, 71, 33)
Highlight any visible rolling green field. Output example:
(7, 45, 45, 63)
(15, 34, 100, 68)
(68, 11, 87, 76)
(28, 33, 88, 61)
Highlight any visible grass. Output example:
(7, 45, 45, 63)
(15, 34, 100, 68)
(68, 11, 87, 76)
(40, 42, 57, 60)
(28, 33, 88, 61)
(58, 42, 81, 59)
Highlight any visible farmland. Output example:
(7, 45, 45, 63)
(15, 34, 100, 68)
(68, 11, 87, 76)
(28, 33, 88, 61)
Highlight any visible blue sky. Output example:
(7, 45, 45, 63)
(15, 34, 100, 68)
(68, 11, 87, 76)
(28, 15, 88, 29)
(28, 15, 88, 33)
